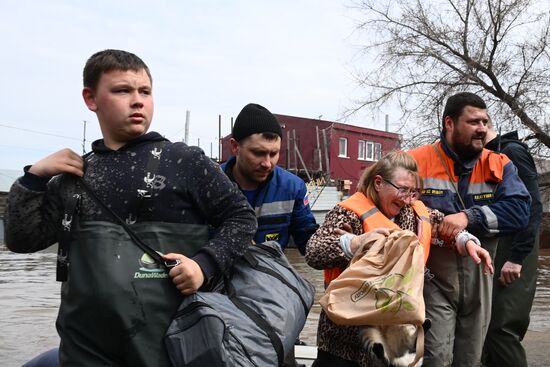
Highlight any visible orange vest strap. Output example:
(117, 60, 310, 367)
(324, 192, 433, 285)
(339, 192, 398, 232)
(323, 267, 343, 288)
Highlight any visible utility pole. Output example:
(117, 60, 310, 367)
(184, 110, 190, 144)
(218, 115, 222, 163)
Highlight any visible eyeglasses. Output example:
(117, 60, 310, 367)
(383, 178, 421, 200)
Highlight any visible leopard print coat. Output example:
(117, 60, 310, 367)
(305, 204, 442, 366)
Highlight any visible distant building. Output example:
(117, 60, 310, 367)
(220, 114, 401, 194)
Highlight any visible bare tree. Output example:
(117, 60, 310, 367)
(349, 0, 550, 153)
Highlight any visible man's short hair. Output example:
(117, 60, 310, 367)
(232, 103, 282, 142)
(83, 49, 152, 90)
(442, 92, 487, 133)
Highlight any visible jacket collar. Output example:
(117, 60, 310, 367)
(91, 131, 168, 153)
(439, 131, 481, 171)
(223, 155, 274, 193)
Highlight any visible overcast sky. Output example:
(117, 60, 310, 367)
(0, 0, 391, 170)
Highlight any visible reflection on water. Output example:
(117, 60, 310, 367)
(0, 245, 548, 366)
(530, 250, 550, 332)
(0, 245, 60, 366)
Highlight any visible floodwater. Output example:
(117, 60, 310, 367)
(0, 245, 548, 366)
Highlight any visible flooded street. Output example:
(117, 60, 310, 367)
(0, 246, 60, 365)
(0, 244, 549, 366)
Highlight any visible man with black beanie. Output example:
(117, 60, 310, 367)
(220, 103, 318, 367)
(221, 103, 318, 255)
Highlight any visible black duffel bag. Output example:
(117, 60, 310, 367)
(164, 241, 315, 367)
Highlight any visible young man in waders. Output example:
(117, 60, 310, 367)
(6, 49, 257, 366)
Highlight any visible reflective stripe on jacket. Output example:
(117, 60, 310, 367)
(408, 141, 529, 236)
(323, 192, 431, 286)
(221, 156, 318, 253)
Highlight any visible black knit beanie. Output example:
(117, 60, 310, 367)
(232, 103, 282, 142)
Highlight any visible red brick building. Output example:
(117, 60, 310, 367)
(220, 114, 401, 193)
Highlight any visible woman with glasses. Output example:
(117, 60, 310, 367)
(305, 150, 492, 367)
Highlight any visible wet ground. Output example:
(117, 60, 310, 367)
(0, 245, 548, 366)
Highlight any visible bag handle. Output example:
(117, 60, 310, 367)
(409, 324, 424, 367)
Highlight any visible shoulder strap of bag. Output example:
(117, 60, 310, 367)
(431, 143, 467, 210)
(56, 142, 175, 282)
(80, 142, 174, 269)
(409, 325, 424, 367)
(77, 176, 177, 271)
(125, 142, 165, 224)
(224, 277, 285, 367)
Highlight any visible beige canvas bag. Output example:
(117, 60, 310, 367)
(319, 228, 426, 366)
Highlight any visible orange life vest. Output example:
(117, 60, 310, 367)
(408, 142, 508, 188)
(323, 192, 432, 286)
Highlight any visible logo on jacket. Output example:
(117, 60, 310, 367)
(134, 252, 169, 279)
(473, 192, 494, 201)
(265, 233, 280, 241)
(303, 193, 310, 206)
(421, 188, 444, 196)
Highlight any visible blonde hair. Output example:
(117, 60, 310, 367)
(356, 150, 422, 206)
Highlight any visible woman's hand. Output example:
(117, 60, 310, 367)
(163, 253, 205, 295)
(333, 225, 390, 256)
(350, 228, 391, 255)
(459, 240, 494, 275)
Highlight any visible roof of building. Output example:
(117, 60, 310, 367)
(274, 114, 401, 139)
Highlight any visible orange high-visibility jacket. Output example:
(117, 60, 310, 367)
(323, 192, 432, 286)
(408, 141, 530, 237)
(409, 142, 507, 198)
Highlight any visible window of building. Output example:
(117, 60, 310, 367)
(366, 142, 374, 160)
(358, 140, 367, 160)
(338, 137, 348, 157)
(374, 142, 382, 161)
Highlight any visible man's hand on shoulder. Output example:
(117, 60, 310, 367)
(28, 149, 84, 177)
(438, 212, 468, 243)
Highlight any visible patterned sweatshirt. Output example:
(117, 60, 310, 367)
(5, 131, 257, 280)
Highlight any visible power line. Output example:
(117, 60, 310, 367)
(0, 144, 59, 153)
(0, 123, 81, 141)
